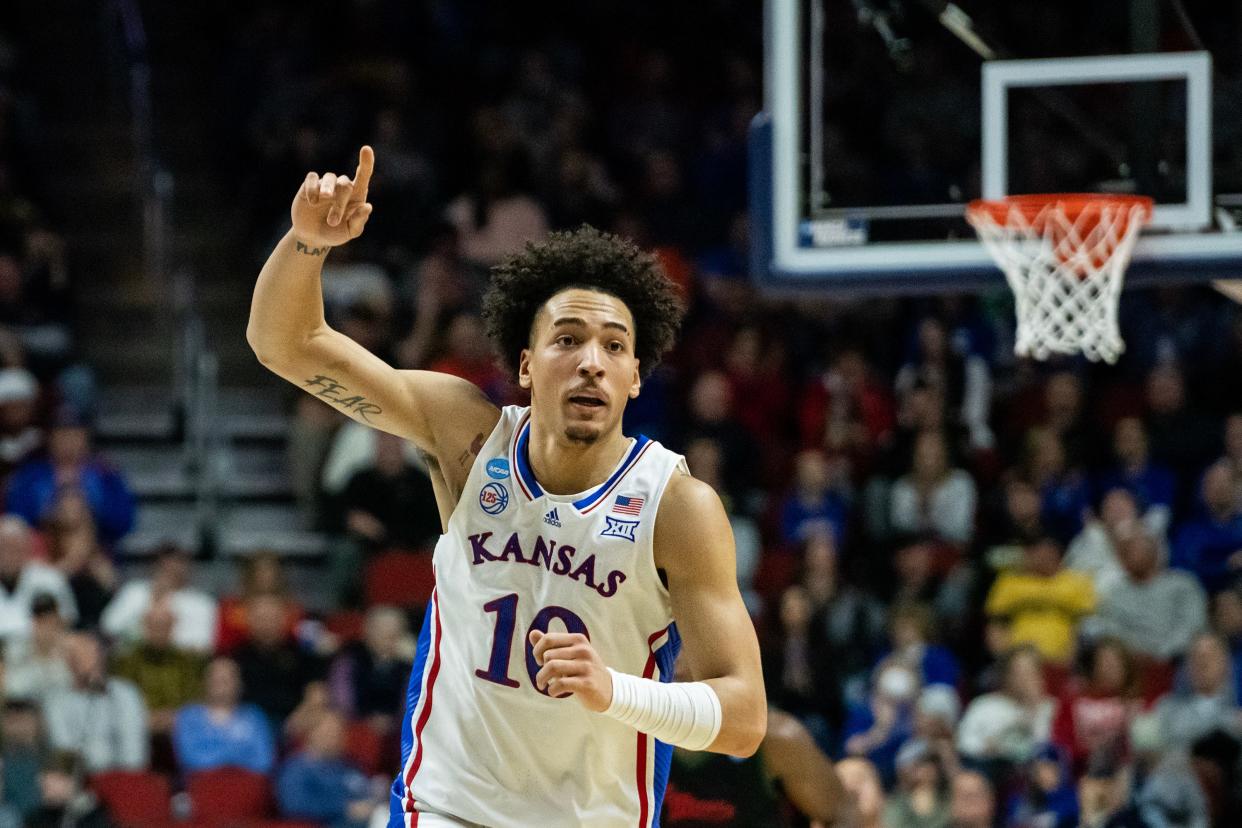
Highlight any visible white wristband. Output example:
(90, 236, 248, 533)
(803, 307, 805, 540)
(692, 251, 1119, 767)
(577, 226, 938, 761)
(603, 668, 723, 751)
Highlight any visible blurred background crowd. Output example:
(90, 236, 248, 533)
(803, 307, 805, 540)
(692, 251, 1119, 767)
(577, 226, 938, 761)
(1, 0, 1242, 826)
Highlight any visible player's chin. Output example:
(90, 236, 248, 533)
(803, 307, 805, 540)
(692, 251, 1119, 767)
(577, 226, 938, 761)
(564, 423, 602, 445)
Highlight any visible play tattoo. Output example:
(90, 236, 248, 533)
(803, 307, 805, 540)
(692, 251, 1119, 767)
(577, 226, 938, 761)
(303, 375, 382, 422)
(295, 240, 331, 256)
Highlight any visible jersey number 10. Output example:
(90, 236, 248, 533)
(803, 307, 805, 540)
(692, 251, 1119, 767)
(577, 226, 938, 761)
(475, 593, 590, 698)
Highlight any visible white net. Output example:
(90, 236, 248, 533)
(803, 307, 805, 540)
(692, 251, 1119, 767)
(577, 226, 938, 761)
(967, 196, 1151, 364)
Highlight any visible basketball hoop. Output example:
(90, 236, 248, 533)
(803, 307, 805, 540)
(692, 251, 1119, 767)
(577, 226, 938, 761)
(967, 194, 1153, 364)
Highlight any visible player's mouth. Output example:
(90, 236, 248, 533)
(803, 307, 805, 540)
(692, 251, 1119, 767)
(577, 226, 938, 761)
(567, 390, 607, 413)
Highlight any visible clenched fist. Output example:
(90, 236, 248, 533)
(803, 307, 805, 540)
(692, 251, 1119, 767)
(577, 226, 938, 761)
(291, 145, 376, 249)
(529, 629, 614, 711)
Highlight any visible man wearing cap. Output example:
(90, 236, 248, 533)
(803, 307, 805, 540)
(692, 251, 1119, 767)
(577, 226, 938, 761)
(0, 367, 40, 476)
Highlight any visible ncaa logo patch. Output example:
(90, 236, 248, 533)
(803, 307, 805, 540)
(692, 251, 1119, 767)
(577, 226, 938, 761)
(485, 458, 510, 480)
(479, 482, 510, 515)
(601, 516, 639, 542)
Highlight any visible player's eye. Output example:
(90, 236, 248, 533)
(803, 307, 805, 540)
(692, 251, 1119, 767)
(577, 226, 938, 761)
(556, 335, 575, 347)
(608, 341, 625, 353)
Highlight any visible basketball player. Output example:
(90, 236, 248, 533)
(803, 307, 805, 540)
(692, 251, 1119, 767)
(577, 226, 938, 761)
(247, 146, 766, 827)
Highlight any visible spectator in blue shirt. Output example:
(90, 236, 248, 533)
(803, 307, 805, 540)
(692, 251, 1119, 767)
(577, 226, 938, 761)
(1171, 460, 1242, 594)
(781, 449, 851, 547)
(1004, 743, 1079, 828)
(173, 657, 275, 775)
(843, 660, 920, 786)
(1095, 417, 1175, 530)
(1026, 428, 1091, 544)
(276, 711, 379, 828)
(6, 413, 135, 545)
(883, 602, 960, 690)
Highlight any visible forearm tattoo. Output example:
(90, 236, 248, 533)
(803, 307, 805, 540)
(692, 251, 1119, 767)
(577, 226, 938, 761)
(295, 240, 331, 256)
(303, 375, 382, 423)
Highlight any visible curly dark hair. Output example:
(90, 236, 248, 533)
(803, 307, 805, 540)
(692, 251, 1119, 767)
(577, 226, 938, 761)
(481, 225, 684, 379)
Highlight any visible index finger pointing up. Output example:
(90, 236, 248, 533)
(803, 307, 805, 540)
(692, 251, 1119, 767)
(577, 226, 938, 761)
(354, 145, 375, 198)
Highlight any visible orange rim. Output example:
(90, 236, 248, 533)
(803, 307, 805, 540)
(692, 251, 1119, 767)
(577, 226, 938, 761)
(967, 193, 1154, 225)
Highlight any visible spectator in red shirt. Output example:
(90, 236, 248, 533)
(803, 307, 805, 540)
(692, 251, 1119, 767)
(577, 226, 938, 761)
(723, 326, 791, 445)
(1052, 638, 1143, 770)
(798, 347, 895, 476)
(426, 312, 512, 404)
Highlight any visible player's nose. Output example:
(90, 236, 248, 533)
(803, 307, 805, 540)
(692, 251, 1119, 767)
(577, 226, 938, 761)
(577, 341, 606, 377)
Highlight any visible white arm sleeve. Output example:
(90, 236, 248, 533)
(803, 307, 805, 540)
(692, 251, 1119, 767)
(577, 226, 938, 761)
(603, 668, 723, 751)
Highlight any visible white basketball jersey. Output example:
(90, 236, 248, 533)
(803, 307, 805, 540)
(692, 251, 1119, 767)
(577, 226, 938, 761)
(389, 406, 686, 828)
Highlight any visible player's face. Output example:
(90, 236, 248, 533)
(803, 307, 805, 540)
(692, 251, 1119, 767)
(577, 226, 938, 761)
(520, 288, 640, 445)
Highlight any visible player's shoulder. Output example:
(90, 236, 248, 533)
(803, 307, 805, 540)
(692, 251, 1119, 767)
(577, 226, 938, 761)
(655, 469, 724, 522)
(653, 470, 730, 566)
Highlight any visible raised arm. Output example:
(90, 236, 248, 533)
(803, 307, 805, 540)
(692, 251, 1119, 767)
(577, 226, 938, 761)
(247, 146, 499, 496)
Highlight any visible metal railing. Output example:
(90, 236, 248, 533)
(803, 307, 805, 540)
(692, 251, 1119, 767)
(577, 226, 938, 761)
(105, 0, 221, 556)
(190, 348, 223, 555)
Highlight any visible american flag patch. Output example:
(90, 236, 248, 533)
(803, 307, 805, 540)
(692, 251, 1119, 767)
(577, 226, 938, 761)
(613, 495, 644, 516)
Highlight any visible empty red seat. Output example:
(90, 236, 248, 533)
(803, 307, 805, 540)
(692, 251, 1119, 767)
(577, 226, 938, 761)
(365, 551, 435, 608)
(90, 770, 172, 826)
(187, 766, 273, 824)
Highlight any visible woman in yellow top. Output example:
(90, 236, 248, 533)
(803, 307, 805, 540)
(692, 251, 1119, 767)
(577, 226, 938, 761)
(984, 536, 1096, 664)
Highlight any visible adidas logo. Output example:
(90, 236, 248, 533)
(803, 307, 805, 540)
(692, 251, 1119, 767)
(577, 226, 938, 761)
(543, 508, 562, 528)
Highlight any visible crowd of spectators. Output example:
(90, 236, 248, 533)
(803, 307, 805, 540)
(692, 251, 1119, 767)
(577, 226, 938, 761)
(0, 534, 408, 826)
(2, 0, 1242, 826)
(220, 3, 1242, 825)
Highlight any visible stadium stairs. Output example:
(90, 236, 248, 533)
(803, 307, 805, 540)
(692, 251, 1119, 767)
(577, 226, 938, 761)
(14, 0, 332, 605)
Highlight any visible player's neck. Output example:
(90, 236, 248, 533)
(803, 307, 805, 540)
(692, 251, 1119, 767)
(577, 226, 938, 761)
(525, 421, 631, 496)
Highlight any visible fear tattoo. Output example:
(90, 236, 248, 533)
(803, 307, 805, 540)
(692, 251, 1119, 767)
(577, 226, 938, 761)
(303, 375, 382, 423)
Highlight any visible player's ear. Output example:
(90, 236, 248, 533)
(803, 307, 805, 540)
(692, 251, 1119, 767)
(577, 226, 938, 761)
(629, 360, 641, 399)
(518, 349, 533, 390)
